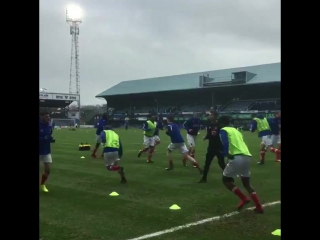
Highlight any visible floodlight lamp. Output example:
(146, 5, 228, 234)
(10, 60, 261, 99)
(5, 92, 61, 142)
(67, 5, 82, 20)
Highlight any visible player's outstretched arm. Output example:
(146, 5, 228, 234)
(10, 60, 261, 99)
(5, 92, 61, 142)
(100, 131, 106, 144)
(119, 140, 123, 157)
(250, 120, 257, 132)
(50, 128, 55, 142)
(219, 130, 229, 157)
(166, 125, 172, 136)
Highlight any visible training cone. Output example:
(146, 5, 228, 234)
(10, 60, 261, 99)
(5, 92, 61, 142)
(271, 229, 281, 236)
(169, 204, 181, 210)
(109, 192, 119, 196)
(80, 156, 85, 159)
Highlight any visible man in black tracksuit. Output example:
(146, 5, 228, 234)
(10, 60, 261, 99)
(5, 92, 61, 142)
(198, 111, 226, 183)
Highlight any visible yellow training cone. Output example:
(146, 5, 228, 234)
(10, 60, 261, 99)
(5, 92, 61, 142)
(109, 192, 119, 196)
(80, 156, 85, 159)
(169, 204, 181, 210)
(271, 229, 281, 236)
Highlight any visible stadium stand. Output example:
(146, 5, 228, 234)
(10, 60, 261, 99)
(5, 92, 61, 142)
(221, 100, 253, 111)
(39, 92, 81, 126)
(220, 99, 280, 112)
(250, 99, 280, 111)
(96, 62, 280, 127)
(80, 104, 108, 125)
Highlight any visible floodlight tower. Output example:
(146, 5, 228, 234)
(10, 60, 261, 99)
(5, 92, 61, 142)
(66, 6, 82, 112)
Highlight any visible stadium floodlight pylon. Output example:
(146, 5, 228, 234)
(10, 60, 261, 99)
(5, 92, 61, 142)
(66, 5, 82, 117)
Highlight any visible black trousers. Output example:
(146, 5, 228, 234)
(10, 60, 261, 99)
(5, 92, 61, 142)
(202, 148, 226, 179)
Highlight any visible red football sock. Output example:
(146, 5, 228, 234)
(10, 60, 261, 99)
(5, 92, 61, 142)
(250, 192, 262, 207)
(260, 150, 266, 162)
(232, 187, 247, 201)
(270, 148, 281, 160)
(108, 165, 119, 171)
(41, 173, 48, 185)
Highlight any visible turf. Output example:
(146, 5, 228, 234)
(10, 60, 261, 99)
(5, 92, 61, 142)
(39, 128, 281, 240)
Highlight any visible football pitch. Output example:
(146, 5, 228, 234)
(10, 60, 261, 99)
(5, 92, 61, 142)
(40, 128, 281, 240)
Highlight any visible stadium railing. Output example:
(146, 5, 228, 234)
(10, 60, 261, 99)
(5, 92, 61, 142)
(249, 100, 279, 111)
(221, 100, 253, 111)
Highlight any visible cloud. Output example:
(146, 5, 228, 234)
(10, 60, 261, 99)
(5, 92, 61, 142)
(40, 0, 280, 105)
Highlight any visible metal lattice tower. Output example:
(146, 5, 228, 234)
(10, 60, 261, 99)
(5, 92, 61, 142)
(66, 9, 82, 104)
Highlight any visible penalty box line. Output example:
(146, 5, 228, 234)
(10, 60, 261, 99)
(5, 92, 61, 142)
(126, 201, 281, 240)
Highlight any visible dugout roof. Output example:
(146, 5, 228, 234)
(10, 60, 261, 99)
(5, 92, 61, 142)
(96, 62, 280, 97)
(39, 99, 73, 108)
(39, 92, 79, 108)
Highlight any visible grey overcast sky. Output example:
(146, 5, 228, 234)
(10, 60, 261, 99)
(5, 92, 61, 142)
(40, 0, 280, 105)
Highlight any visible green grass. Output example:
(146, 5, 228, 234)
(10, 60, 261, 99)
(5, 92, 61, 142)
(40, 128, 281, 240)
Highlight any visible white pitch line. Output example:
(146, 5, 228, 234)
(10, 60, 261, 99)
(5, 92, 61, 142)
(126, 201, 280, 240)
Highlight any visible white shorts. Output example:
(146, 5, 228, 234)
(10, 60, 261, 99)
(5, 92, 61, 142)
(186, 134, 197, 147)
(103, 151, 120, 166)
(167, 143, 189, 154)
(96, 134, 102, 143)
(154, 135, 160, 142)
(39, 154, 52, 163)
(270, 135, 280, 146)
(143, 136, 155, 148)
(261, 135, 272, 146)
(223, 155, 251, 178)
